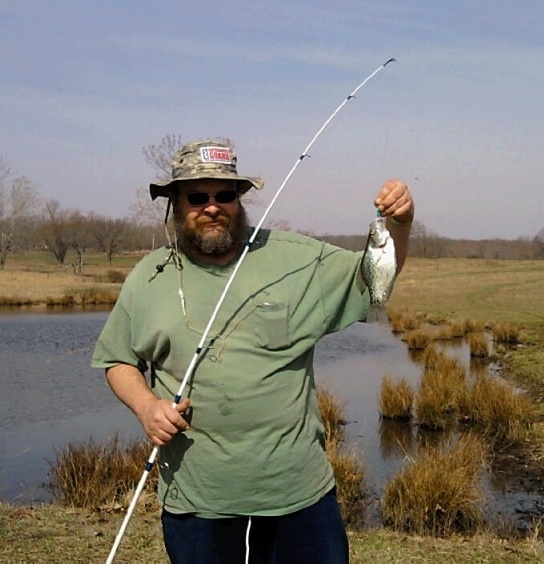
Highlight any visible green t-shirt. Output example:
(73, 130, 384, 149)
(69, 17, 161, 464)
(92, 229, 369, 517)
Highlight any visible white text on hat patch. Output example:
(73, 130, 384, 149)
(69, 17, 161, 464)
(200, 147, 232, 164)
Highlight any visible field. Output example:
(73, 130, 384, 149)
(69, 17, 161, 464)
(2, 253, 543, 325)
(1, 252, 544, 562)
(390, 257, 544, 326)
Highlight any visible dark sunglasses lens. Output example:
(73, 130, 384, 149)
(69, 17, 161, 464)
(187, 192, 209, 206)
(187, 191, 238, 206)
(214, 191, 237, 203)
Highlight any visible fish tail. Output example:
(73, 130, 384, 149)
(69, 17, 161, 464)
(365, 303, 389, 324)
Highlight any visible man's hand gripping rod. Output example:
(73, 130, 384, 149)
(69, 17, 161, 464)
(106, 57, 396, 563)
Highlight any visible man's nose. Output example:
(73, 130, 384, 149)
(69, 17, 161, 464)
(203, 203, 221, 215)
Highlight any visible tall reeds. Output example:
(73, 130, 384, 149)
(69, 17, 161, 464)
(317, 387, 366, 526)
(47, 434, 156, 509)
(379, 376, 414, 420)
(492, 322, 520, 345)
(415, 352, 467, 431)
(468, 332, 490, 358)
(460, 373, 535, 443)
(382, 433, 485, 536)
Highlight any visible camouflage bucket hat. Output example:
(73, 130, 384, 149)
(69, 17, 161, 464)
(149, 140, 264, 200)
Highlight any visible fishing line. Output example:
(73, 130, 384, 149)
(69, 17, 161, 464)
(106, 57, 396, 563)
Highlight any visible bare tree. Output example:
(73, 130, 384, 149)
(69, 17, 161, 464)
(128, 186, 167, 227)
(128, 134, 185, 231)
(64, 211, 93, 274)
(88, 214, 129, 264)
(40, 199, 70, 264)
(0, 175, 41, 267)
(143, 133, 184, 181)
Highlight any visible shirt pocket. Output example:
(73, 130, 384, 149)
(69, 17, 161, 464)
(254, 301, 290, 350)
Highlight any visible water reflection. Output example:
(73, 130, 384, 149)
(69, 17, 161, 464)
(378, 419, 414, 460)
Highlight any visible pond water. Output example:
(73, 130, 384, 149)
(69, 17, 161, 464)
(0, 311, 541, 530)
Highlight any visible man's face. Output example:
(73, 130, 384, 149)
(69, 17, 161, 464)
(172, 179, 247, 257)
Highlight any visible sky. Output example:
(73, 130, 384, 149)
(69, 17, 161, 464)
(1, 1, 543, 240)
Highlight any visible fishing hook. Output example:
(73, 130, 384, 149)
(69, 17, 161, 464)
(106, 57, 397, 563)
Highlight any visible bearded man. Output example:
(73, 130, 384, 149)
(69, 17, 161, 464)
(92, 139, 414, 563)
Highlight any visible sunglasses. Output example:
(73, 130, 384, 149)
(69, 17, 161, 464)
(186, 190, 238, 206)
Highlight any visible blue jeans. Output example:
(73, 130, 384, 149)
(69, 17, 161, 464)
(161, 488, 349, 563)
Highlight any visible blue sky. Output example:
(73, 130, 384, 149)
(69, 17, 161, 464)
(1, 1, 542, 239)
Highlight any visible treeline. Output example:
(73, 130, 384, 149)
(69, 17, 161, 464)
(319, 220, 544, 261)
(2, 206, 544, 272)
(0, 206, 164, 271)
(2, 151, 544, 270)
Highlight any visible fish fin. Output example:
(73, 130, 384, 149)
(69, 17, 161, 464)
(365, 304, 390, 324)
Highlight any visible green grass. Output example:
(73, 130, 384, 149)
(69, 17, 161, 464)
(391, 258, 544, 325)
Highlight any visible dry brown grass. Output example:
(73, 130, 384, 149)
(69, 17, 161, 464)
(450, 320, 468, 338)
(460, 373, 536, 443)
(317, 386, 347, 446)
(404, 327, 433, 350)
(327, 441, 366, 527)
(415, 354, 467, 431)
(46, 434, 157, 509)
(464, 319, 487, 333)
(0, 270, 93, 301)
(468, 332, 490, 358)
(381, 433, 486, 536)
(316, 387, 366, 525)
(492, 321, 521, 345)
(0, 255, 129, 307)
(389, 310, 421, 334)
(434, 324, 455, 340)
(379, 376, 414, 420)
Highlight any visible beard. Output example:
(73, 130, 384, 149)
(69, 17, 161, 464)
(177, 206, 248, 259)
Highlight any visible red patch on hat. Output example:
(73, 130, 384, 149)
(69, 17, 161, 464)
(200, 147, 232, 164)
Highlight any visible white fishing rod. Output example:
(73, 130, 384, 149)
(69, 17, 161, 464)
(106, 57, 396, 563)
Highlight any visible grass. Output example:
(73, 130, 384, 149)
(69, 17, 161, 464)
(460, 373, 536, 443)
(389, 258, 544, 326)
(404, 328, 433, 350)
(414, 352, 467, 430)
(379, 376, 414, 420)
(493, 321, 521, 345)
(381, 433, 486, 536)
(1, 501, 543, 563)
(46, 434, 158, 509)
(312, 388, 367, 526)
(468, 332, 490, 358)
(0, 251, 135, 307)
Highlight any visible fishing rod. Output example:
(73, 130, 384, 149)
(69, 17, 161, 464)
(106, 56, 396, 563)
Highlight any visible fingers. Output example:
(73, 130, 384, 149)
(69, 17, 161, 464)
(374, 179, 414, 222)
(143, 398, 191, 447)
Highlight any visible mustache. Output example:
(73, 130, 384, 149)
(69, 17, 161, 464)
(196, 215, 229, 228)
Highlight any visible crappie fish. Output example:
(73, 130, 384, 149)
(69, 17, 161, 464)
(362, 216, 397, 323)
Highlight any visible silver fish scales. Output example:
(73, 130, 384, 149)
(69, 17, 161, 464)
(362, 216, 397, 323)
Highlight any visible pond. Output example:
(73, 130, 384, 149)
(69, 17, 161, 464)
(0, 311, 541, 530)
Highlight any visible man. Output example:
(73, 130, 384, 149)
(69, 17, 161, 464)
(92, 139, 414, 563)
